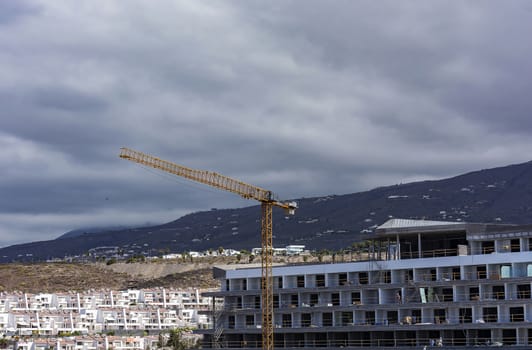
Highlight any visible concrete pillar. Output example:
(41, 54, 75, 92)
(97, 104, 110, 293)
(122, 308, 128, 330)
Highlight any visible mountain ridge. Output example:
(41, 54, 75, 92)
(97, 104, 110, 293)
(2, 160, 532, 262)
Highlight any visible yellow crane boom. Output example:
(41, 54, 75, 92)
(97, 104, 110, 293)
(119, 147, 297, 350)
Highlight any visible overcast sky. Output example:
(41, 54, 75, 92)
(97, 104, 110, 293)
(2, 1, 532, 247)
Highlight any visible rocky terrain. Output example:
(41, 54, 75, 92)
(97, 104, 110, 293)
(0, 254, 342, 293)
(0, 261, 219, 293)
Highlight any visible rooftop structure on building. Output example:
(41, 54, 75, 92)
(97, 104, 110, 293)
(198, 219, 532, 349)
(251, 245, 307, 256)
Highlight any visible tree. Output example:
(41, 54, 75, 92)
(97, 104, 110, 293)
(166, 328, 194, 350)
(167, 328, 185, 350)
(157, 333, 165, 349)
(316, 249, 330, 263)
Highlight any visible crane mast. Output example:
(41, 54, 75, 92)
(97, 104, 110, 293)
(119, 147, 297, 350)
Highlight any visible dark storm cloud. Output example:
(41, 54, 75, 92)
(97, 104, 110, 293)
(239, 1, 532, 138)
(1, 0, 532, 246)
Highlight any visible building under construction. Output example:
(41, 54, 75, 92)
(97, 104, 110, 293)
(198, 219, 532, 348)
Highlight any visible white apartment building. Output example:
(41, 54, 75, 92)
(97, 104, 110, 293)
(0, 288, 214, 336)
(14, 334, 161, 350)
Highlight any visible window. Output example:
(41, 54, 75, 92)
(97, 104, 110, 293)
(510, 307, 524, 322)
(228, 315, 235, 329)
(351, 291, 361, 304)
(483, 307, 498, 322)
(282, 314, 292, 327)
(511, 239, 520, 252)
(412, 309, 421, 324)
(492, 285, 505, 300)
(365, 311, 375, 325)
(434, 309, 446, 324)
(316, 274, 325, 287)
(341, 312, 353, 326)
(242, 279, 247, 291)
(470, 287, 480, 301)
(359, 272, 368, 284)
(309, 294, 318, 307)
(339, 273, 348, 285)
(297, 275, 305, 288)
(430, 269, 437, 281)
(478, 330, 491, 344)
(442, 288, 453, 302)
(291, 294, 299, 307)
(387, 310, 398, 324)
(406, 269, 414, 282)
(477, 266, 487, 279)
(452, 267, 461, 280)
(482, 241, 494, 254)
(517, 284, 531, 299)
(246, 315, 254, 326)
(301, 313, 311, 327)
(452, 330, 466, 346)
(331, 293, 340, 306)
(322, 312, 333, 327)
(383, 271, 391, 283)
(501, 265, 512, 278)
(273, 295, 279, 308)
(503, 329, 517, 345)
(255, 296, 261, 309)
(278, 277, 283, 289)
(459, 308, 472, 323)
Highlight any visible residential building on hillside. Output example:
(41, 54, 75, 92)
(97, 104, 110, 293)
(13, 334, 162, 350)
(199, 219, 532, 348)
(0, 288, 213, 336)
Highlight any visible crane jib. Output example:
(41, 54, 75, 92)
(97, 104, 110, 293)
(119, 147, 275, 202)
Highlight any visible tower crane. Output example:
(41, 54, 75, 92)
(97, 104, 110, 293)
(119, 147, 297, 350)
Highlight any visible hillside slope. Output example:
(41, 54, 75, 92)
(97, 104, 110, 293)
(2, 160, 532, 262)
(0, 262, 219, 293)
